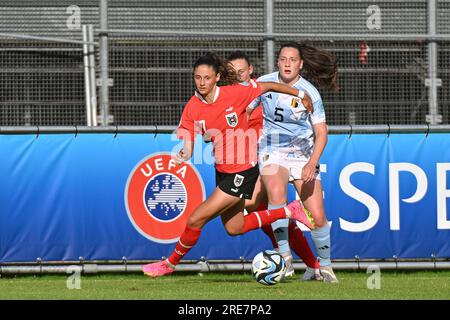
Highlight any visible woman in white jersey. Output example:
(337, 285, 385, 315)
(249, 42, 339, 282)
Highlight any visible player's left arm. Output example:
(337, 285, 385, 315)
(301, 98, 327, 182)
(301, 122, 328, 183)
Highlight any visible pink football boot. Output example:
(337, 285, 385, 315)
(142, 260, 174, 277)
(286, 200, 315, 230)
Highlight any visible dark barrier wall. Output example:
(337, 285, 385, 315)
(0, 133, 449, 262)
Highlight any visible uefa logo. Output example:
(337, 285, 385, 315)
(124, 152, 205, 243)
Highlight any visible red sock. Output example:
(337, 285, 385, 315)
(167, 225, 202, 267)
(242, 207, 287, 233)
(289, 221, 320, 269)
(255, 203, 278, 247)
(255, 202, 268, 212)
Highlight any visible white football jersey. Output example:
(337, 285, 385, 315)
(250, 72, 326, 160)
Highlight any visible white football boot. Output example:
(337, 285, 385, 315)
(302, 266, 323, 281)
(279, 251, 295, 278)
(319, 265, 339, 283)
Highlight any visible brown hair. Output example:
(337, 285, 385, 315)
(193, 52, 240, 86)
(278, 41, 338, 92)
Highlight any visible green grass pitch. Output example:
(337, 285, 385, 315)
(0, 271, 449, 300)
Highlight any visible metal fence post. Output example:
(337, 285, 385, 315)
(82, 25, 92, 126)
(264, 0, 275, 74)
(426, 0, 442, 125)
(99, 0, 111, 126)
(88, 24, 98, 126)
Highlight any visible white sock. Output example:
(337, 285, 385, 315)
(311, 223, 331, 267)
(269, 203, 290, 255)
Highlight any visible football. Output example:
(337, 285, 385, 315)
(251, 250, 287, 285)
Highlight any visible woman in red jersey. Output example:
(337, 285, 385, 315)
(143, 53, 316, 277)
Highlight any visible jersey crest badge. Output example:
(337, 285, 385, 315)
(225, 112, 238, 127)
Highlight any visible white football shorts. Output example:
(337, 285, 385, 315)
(258, 150, 321, 182)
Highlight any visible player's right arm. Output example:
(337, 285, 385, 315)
(176, 101, 196, 165)
(175, 140, 194, 165)
(245, 96, 261, 120)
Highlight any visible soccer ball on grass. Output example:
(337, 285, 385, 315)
(251, 250, 286, 285)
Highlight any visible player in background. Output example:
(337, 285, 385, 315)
(228, 51, 321, 280)
(248, 42, 339, 282)
(142, 52, 315, 277)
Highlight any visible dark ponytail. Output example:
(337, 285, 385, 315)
(193, 52, 240, 85)
(279, 41, 338, 92)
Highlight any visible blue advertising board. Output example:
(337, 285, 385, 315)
(0, 133, 449, 262)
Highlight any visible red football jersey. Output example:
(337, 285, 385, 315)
(178, 81, 262, 173)
(248, 102, 263, 138)
(247, 76, 263, 139)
